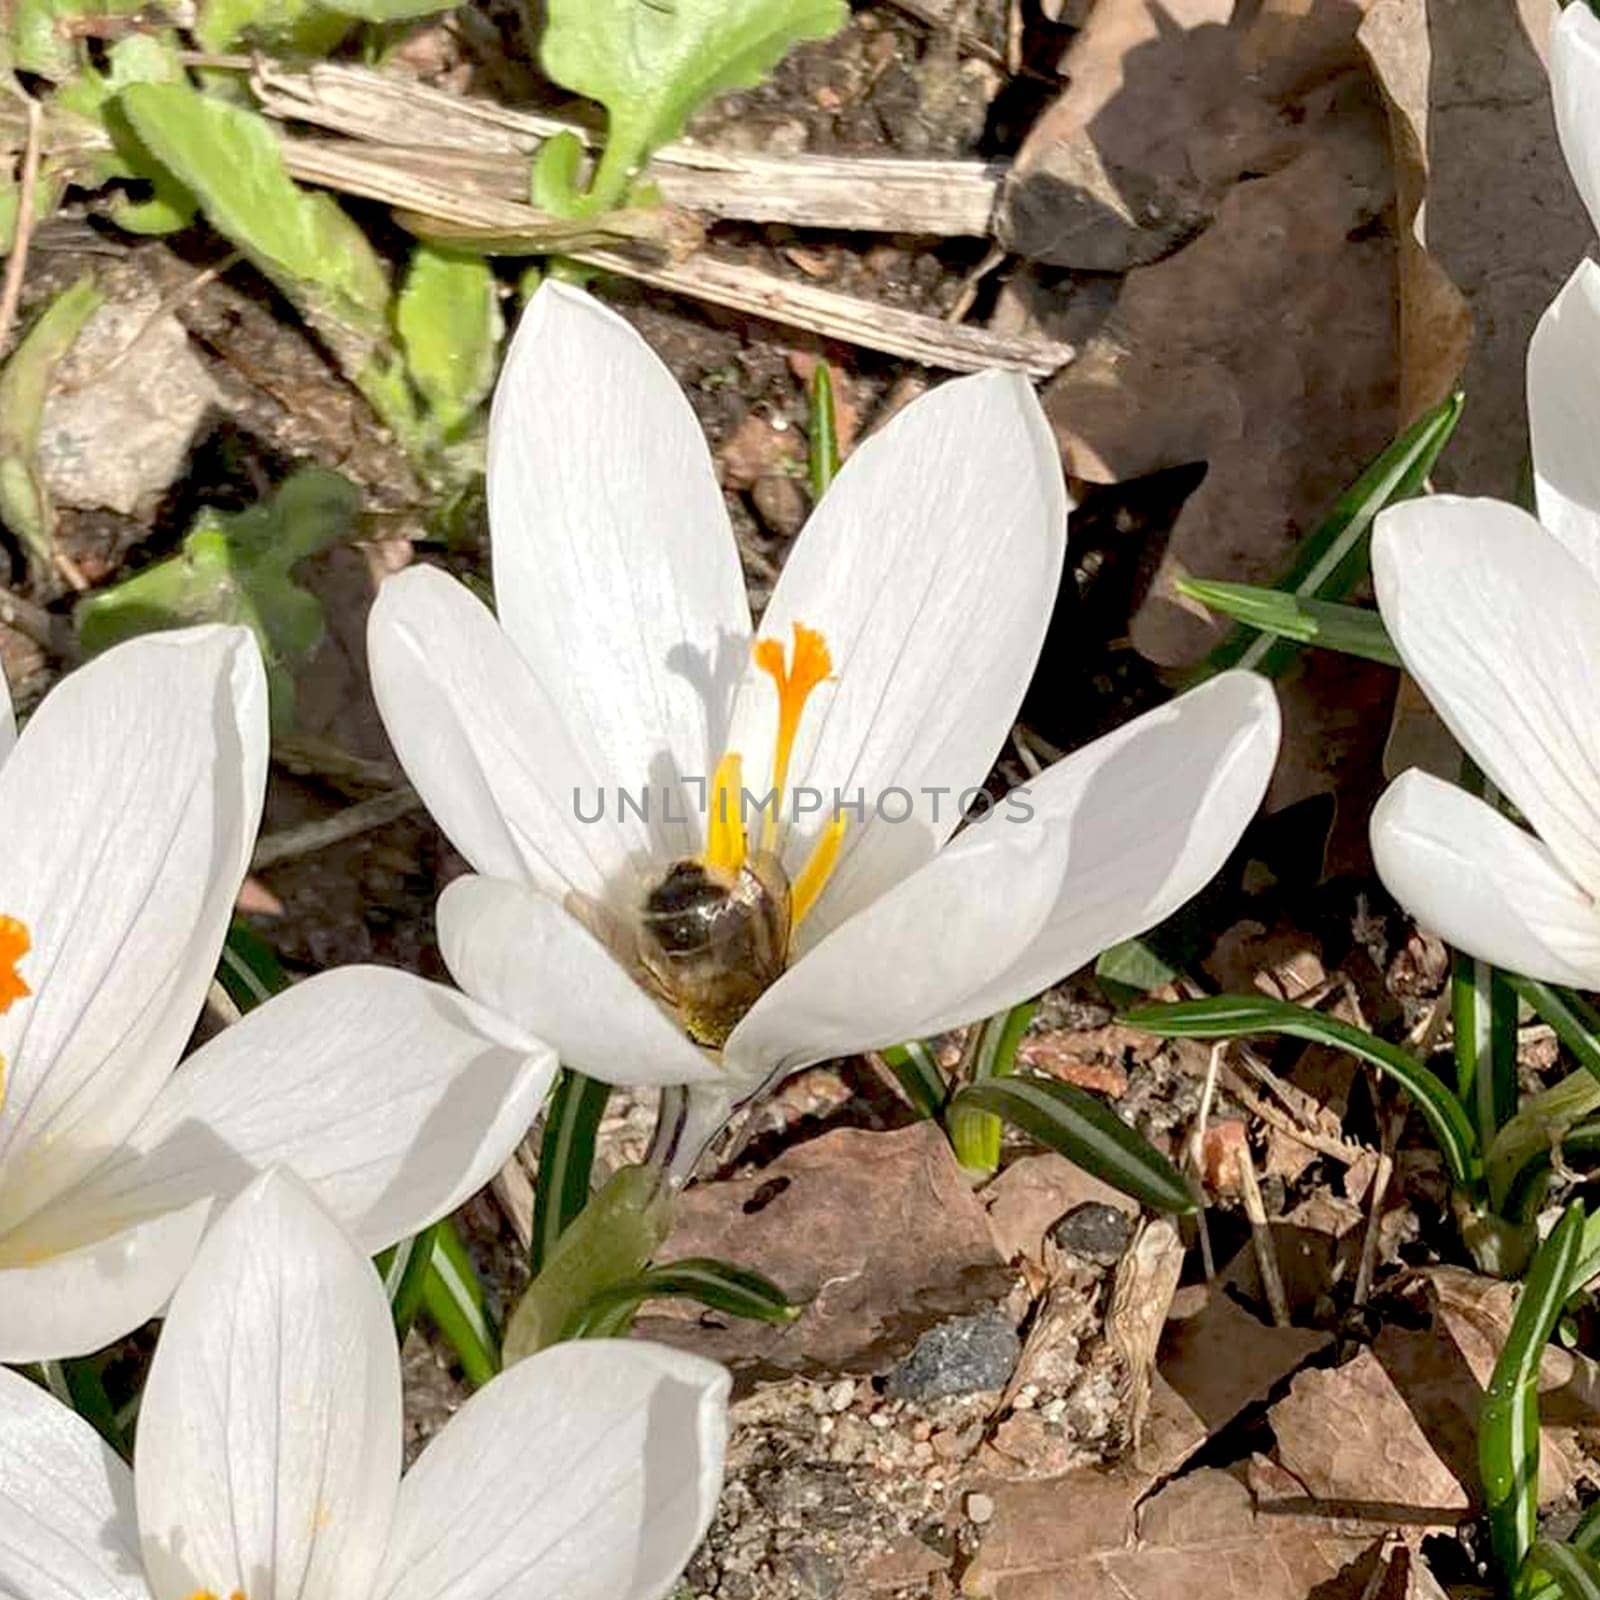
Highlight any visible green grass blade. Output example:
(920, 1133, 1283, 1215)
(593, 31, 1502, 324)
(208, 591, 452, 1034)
(421, 1217, 500, 1388)
(1454, 955, 1520, 1156)
(808, 360, 841, 499)
(1190, 391, 1462, 681)
(531, 1068, 611, 1275)
(375, 1222, 440, 1345)
(878, 1040, 949, 1122)
(950, 1076, 1195, 1214)
(1482, 1202, 1586, 1587)
(1524, 1539, 1600, 1600)
(566, 1256, 800, 1340)
(947, 1000, 1037, 1175)
(1123, 995, 1480, 1192)
(217, 920, 289, 1013)
(1175, 582, 1401, 668)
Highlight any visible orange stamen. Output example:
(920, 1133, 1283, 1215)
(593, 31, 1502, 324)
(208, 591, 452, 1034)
(0, 916, 30, 1015)
(752, 622, 832, 852)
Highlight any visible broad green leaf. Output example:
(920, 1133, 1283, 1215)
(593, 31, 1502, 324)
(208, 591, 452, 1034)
(566, 1257, 799, 1340)
(530, 1068, 611, 1276)
(1190, 391, 1462, 682)
(216, 920, 290, 1014)
(0, 274, 102, 564)
(539, 0, 848, 212)
(76, 468, 361, 728)
(808, 360, 840, 500)
(947, 1000, 1036, 1176)
(395, 245, 502, 438)
(877, 1039, 948, 1122)
(1124, 995, 1480, 1192)
(504, 1163, 673, 1362)
(1174, 581, 1401, 668)
(1481, 1203, 1585, 1587)
(118, 82, 391, 379)
(1526, 1540, 1600, 1600)
(421, 1217, 500, 1387)
(950, 1075, 1195, 1214)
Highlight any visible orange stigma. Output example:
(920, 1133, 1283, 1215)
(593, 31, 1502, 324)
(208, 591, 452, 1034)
(752, 622, 832, 852)
(0, 916, 29, 1015)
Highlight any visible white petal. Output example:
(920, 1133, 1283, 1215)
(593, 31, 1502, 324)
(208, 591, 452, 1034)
(1372, 768, 1600, 987)
(0, 627, 267, 1230)
(0, 667, 14, 766)
(14, 967, 556, 1260)
(950, 670, 1280, 1019)
(369, 565, 631, 897)
(136, 1170, 401, 1600)
(375, 1340, 728, 1600)
(0, 1365, 147, 1600)
(1373, 496, 1600, 899)
(0, 1199, 210, 1363)
(1553, 2, 1600, 238)
(487, 282, 751, 862)
(724, 801, 1069, 1086)
(437, 875, 720, 1087)
(1530, 260, 1600, 583)
(725, 370, 1068, 941)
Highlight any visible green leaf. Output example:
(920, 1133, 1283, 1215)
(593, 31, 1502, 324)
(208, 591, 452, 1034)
(947, 1000, 1036, 1176)
(1481, 1203, 1586, 1587)
(566, 1256, 799, 1340)
(0, 275, 103, 565)
(1525, 1539, 1600, 1600)
(807, 360, 840, 500)
(530, 1068, 611, 1276)
(1508, 976, 1600, 1089)
(76, 468, 360, 728)
(1123, 995, 1481, 1192)
(1454, 955, 1520, 1155)
(27, 1358, 125, 1456)
(950, 1075, 1195, 1214)
(217, 920, 290, 1014)
(395, 245, 502, 438)
(877, 1039, 948, 1122)
(539, 0, 848, 212)
(1095, 936, 1183, 1007)
(421, 1217, 500, 1387)
(1190, 391, 1462, 681)
(118, 82, 392, 381)
(504, 1164, 674, 1362)
(1174, 581, 1401, 668)
(376, 1222, 439, 1344)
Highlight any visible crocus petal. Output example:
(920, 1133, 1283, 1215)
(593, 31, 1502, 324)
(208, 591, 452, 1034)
(1553, 2, 1600, 238)
(724, 803, 1070, 1086)
(375, 1340, 729, 1600)
(136, 1171, 402, 1600)
(487, 282, 752, 862)
(1372, 768, 1600, 988)
(13, 967, 556, 1260)
(0, 668, 13, 766)
(726, 672, 1276, 1084)
(437, 875, 720, 1086)
(725, 370, 1068, 942)
(369, 565, 628, 898)
(0, 1199, 210, 1363)
(947, 670, 1280, 1020)
(1373, 496, 1600, 900)
(0, 627, 267, 1231)
(0, 1364, 148, 1600)
(1529, 260, 1600, 582)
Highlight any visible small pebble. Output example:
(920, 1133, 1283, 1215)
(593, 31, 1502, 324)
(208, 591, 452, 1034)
(827, 1379, 856, 1413)
(1051, 1201, 1135, 1265)
(884, 1309, 1022, 1402)
(966, 1493, 995, 1526)
(869, 1410, 893, 1430)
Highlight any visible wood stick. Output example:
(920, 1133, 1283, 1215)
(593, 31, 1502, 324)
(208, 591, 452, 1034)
(253, 63, 1006, 237)
(251, 786, 422, 870)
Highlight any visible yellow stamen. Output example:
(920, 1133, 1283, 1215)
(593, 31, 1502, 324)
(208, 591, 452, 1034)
(703, 751, 747, 874)
(752, 621, 832, 853)
(184, 1592, 245, 1600)
(790, 815, 847, 930)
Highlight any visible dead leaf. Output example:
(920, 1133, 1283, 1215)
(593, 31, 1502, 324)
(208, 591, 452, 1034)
(630, 1123, 1016, 1381)
(1107, 1218, 1186, 1458)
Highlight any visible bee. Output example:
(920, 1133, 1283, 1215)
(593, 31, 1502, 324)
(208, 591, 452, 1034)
(635, 852, 792, 1048)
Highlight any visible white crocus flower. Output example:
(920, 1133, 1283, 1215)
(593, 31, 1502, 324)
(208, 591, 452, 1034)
(0, 1167, 728, 1600)
(1369, 3, 1600, 987)
(0, 627, 556, 1362)
(370, 284, 1281, 1125)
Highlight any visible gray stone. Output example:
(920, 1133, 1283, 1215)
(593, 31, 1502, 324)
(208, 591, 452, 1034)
(884, 1309, 1020, 1401)
(1051, 1201, 1134, 1265)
